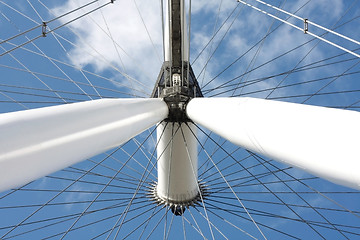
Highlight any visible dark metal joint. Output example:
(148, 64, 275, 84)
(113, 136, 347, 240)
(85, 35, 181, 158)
(42, 22, 47, 37)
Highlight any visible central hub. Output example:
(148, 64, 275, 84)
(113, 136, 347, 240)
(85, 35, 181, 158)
(162, 72, 191, 122)
(151, 61, 203, 122)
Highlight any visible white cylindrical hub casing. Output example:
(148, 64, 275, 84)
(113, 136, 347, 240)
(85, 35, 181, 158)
(156, 122, 198, 203)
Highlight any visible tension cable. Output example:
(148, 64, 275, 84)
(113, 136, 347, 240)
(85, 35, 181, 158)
(237, 0, 360, 59)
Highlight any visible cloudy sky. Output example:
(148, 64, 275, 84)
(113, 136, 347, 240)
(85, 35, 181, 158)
(46, 0, 353, 100)
(1, 0, 360, 239)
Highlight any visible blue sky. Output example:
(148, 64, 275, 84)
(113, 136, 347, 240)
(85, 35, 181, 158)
(0, 0, 360, 239)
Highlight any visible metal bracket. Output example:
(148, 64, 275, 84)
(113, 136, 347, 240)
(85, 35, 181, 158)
(42, 22, 47, 37)
(304, 18, 308, 34)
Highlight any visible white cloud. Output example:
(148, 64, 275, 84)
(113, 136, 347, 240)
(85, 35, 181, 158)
(52, 0, 164, 95)
(292, 0, 344, 22)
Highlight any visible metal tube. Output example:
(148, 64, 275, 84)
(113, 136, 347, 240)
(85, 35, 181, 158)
(187, 97, 360, 190)
(0, 98, 168, 192)
(156, 122, 198, 203)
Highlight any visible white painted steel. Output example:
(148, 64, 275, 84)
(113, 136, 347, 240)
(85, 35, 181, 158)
(0, 98, 168, 192)
(187, 97, 360, 190)
(156, 122, 198, 203)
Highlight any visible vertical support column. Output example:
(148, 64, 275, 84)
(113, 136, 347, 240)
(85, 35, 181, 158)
(164, 0, 189, 87)
(154, 0, 200, 206)
(156, 122, 199, 203)
(171, 0, 182, 68)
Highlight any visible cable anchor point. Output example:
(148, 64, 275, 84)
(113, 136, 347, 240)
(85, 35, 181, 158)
(304, 18, 308, 34)
(42, 22, 47, 37)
